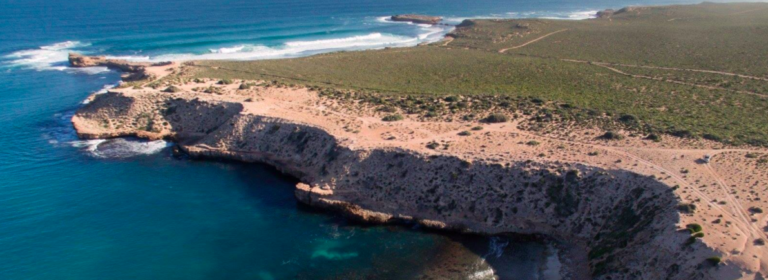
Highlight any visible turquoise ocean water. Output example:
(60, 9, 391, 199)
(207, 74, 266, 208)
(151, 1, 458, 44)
(0, 0, 716, 279)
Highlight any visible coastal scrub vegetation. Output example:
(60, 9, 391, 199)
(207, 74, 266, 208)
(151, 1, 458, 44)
(190, 2, 768, 147)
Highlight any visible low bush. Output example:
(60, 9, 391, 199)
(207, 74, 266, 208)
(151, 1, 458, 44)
(600, 131, 624, 140)
(671, 130, 696, 139)
(482, 113, 508, 123)
(646, 133, 662, 142)
(377, 106, 398, 113)
(426, 141, 439, 149)
(619, 114, 638, 124)
(382, 114, 404, 122)
(686, 223, 703, 233)
(163, 86, 182, 93)
(239, 83, 253, 90)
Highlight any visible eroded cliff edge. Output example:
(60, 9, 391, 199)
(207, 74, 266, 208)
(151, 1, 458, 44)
(71, 76, 751, 279)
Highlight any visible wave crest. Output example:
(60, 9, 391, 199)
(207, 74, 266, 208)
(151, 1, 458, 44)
(3, 41, 109, 74)
(151, 28, 451, 62)
(71, 138, 170, 159)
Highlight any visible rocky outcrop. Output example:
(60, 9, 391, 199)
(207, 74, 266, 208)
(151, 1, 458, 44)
(72, 89, 732, 280)
(391, 14, 442, 25)
(595, 6, 652, 19)
(596, 9, 615, 19)
(68, 53, 171, 80)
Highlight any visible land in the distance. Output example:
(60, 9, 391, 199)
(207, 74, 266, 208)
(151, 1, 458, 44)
(71, 2, 768, 280)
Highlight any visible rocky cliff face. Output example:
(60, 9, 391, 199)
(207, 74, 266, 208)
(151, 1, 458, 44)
(68, 53, 171, 80)
(72, 87, 732, 280)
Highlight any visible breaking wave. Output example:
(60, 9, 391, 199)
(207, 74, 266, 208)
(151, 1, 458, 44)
(3, 41, 109, 74)
(71, 138, 170, 159)
(4, 9, 594, 73)
(442, 9, 598, 24)
(147, 28, 451, 62)
(46, 110, 170, 159)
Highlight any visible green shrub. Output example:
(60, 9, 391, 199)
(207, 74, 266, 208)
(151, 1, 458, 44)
(426, 141, 439, 149)
(702, 134, 722, 142)
(646, 133, 662, 142)
(619, 114, 638, 124)
(749, 207, 763, 214)
(239, 83, 252, 90)
(686, 223, 703, 233)
(203, 86, 221, 94)
(458, 131, 472, 136)
(671, 130, 696, 139)
(378, 106, 398, 113)
(471, 126, 484, 131)
(705, 256, 721, 266)
(526, 141, 540, 146)
(482, 113, 508, 123)
(218, 79, 234, 85)
(746, 153, 760, 159)
(163, 86, 182, 93)
(382, 114, 404, 122)
(684, 236, 696, 246)
(600, 131, 624, 140)
(692, 232, 705, 238)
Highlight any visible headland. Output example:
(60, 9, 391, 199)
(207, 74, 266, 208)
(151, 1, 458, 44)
(70, 3, 768, 279)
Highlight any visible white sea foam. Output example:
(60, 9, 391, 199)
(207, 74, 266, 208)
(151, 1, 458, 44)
(468, 267, 496, 280)
(209, 45, 247, 54)
(71, 138, 170, 159)
(483, 236, 510, 259)
(540, 10, 598, 20)
(443, 9, 598, 24)
(147, 28, 451, 62)
(81, 83, 117, 104)
(376, 16, 415, 25)
(104, 55, 151, 61)
(510, 10, 598, 20)
(3, 41, 109, 74)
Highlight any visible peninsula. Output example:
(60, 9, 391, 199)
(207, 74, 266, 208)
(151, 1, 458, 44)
(70, 3, 768, 279)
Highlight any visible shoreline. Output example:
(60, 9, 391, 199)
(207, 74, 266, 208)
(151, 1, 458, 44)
(67, 74, 728, 279)
(68, 3, 768, 279)
(8, 7, 610, 71)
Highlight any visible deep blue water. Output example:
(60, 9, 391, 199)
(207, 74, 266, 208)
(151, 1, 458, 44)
(0, 0, 723, 279)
